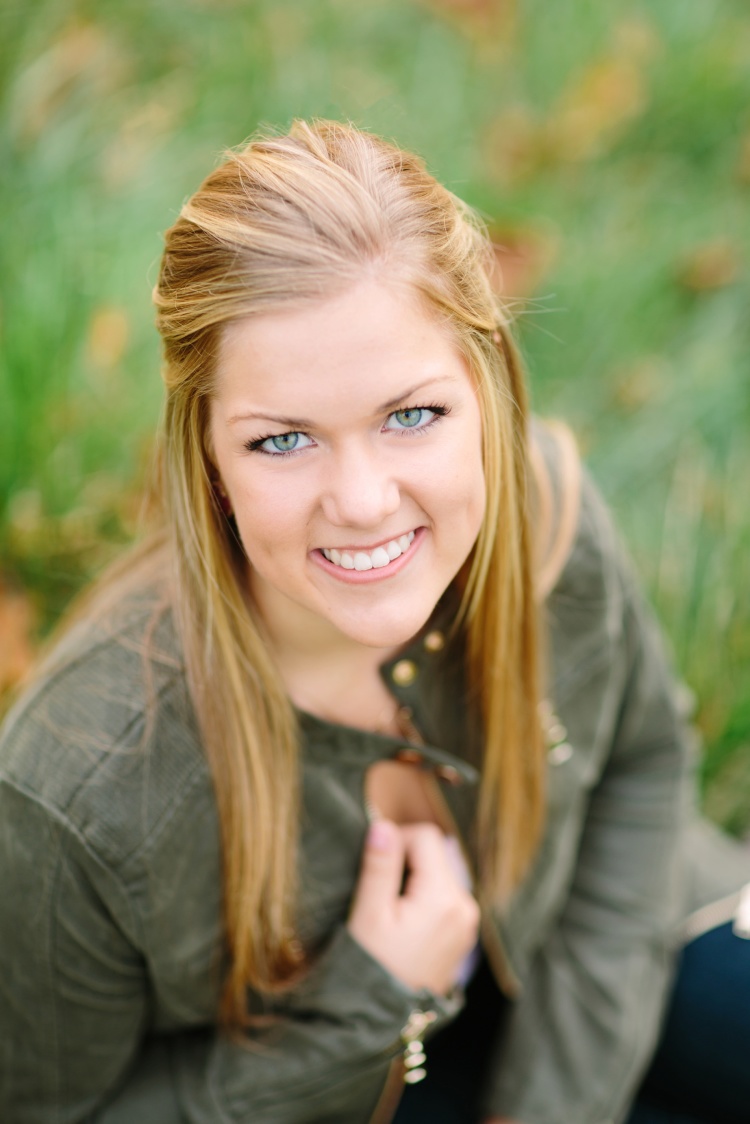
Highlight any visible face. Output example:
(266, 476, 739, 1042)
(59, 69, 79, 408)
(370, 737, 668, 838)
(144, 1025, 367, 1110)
(210, 278, 486, 654)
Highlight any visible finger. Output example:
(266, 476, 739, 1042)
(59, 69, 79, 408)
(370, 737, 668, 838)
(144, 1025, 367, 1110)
(351, 819, 407, 915)
(443, 834, 474, 891)
(399, 822, 457, 893)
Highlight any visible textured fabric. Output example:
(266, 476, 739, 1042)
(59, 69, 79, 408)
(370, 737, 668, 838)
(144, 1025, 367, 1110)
(393, 923, 750, 1124)
(1, 444, 749, 1122)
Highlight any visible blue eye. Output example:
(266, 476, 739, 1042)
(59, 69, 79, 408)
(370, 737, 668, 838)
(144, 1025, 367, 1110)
(270, 433, 301, 452)
(385, 407, 436, 431)
(249, 431, 314, 456)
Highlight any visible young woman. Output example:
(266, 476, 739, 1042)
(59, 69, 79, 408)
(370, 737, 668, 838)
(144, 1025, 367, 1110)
(1, 120, 748, 1124)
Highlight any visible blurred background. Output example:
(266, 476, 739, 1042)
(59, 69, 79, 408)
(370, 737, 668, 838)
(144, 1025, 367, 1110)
(1, 0, 749, 834)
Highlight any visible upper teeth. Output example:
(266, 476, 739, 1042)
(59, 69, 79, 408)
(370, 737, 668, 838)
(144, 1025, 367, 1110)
(322, 532, 415, 571)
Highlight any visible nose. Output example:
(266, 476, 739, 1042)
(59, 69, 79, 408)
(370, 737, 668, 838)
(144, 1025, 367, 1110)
(321, 441, 400, 529)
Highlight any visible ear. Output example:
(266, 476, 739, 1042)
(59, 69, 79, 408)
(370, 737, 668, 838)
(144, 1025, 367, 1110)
(211, 475, 233, 517)
(201, 406, 235, 517)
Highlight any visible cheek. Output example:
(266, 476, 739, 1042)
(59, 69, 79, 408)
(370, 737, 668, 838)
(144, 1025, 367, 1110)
(463, 466, 487, 542)
(438, 432, 486, 516)
(446, 441, 486, 547)
(462, 409, 487, 523)
(232, 476, 311, 559)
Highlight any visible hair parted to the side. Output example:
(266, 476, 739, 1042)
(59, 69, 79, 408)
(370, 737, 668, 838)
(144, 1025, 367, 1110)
(152, 119, 555, 1029)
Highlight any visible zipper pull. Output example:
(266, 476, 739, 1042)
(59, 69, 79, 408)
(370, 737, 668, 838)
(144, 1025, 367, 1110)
(400, 1008, 437, 1084)
(733, 882, 750, 940)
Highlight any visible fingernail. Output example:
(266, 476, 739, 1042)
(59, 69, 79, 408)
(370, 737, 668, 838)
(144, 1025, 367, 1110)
(368, 820, 392, 851)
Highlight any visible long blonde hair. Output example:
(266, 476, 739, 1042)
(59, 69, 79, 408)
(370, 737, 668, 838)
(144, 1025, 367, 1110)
(152, 120, 557, 1027)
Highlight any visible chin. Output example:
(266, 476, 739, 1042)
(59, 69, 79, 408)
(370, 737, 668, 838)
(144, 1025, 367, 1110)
(336, 606, 436, 651)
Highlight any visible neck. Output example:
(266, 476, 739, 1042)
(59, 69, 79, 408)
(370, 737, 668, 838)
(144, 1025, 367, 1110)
(273, 633, 403, 733)
(249, 581, 401, 707)
(245, 558, 432, 733)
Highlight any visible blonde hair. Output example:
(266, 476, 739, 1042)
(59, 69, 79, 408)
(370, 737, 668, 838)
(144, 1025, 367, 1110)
(151, 120, 570, 1027)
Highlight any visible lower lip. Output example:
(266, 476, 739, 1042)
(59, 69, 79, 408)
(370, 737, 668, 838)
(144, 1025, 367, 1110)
(311, 528, 425, 584)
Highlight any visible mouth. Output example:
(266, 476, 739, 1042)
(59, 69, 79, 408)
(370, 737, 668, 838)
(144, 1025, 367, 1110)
(312, 528, 423, 583)
(320, 531, 416, 572)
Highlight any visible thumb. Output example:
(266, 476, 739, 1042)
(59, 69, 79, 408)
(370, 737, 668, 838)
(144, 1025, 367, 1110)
(352, 820, 406, 914)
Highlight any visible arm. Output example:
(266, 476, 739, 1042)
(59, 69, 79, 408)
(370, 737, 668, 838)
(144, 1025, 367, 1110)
(0, 781, 473, 1124)
(0, 787, 457, 1124)
(158, 927, 441, 1124)
(481, 491, 692, 1123)
(0, 590, 481, 1124)
(167, 819, 475, 1124)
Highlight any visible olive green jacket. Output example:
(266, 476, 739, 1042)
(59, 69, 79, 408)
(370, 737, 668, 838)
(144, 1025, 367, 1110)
(1, 468, 748, 1124)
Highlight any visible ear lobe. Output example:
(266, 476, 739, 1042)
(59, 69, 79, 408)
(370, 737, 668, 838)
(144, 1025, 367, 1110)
(204, 425, 232, 516)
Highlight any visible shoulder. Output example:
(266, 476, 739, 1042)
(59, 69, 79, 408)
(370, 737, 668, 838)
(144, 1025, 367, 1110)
(0, 578, 208, 869)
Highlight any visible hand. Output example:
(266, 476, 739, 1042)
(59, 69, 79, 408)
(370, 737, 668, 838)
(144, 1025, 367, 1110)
(347, 820, 480, 995)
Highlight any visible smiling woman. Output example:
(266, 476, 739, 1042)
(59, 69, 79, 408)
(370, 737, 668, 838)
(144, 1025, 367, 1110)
(1, 120, 749, 1124)
(211, 281, 486, 652)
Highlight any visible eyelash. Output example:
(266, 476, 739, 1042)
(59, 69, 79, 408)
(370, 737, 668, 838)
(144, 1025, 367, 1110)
(244, 403, 451, 458)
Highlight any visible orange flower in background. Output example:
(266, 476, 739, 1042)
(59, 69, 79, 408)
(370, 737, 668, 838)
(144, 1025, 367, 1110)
(416, 0, 516, 38)
(487, 224, 559, 301)
(86, 306, 130, 370)
(677, 239, 742, 293)
(0, 581, 37, 700)
(552, 55, 648, 162)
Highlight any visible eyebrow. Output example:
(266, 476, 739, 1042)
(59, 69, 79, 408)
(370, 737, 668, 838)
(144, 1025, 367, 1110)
(228, 375, 461, 428)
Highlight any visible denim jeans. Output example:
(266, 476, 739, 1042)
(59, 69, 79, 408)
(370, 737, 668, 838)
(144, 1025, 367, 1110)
(392, 923, 750, 1124)
(625, 922, 750, 1124)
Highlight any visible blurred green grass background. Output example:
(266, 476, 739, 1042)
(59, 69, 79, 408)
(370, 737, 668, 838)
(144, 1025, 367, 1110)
(1, 0, 749, 832)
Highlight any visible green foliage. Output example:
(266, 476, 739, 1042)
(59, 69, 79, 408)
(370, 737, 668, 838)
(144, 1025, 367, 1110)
(1, 0, 748, 829)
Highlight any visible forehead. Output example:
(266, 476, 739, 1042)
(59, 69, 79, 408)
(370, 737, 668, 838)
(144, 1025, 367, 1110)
(213, 279, 470, 415)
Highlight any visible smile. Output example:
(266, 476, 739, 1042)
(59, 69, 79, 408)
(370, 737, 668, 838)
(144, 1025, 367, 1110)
(321, 531, 416, 572)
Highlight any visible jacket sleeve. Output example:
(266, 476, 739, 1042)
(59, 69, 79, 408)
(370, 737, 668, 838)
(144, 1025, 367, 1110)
(481, 480, 694, 1124)
(0, 781, 453, 1124)
(98, 927, 440, 1124)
